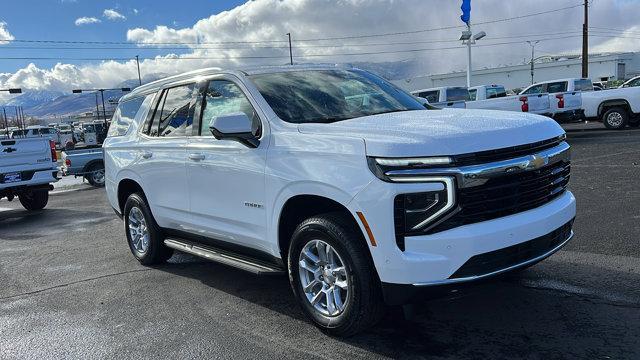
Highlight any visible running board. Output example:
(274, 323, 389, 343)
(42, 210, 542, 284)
(164, 238, 285, 275)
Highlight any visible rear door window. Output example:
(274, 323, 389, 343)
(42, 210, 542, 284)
(574, 79, 593, 91)
(486, 86, 507, 99)
(446, 87, 470, 101)
(153, 84, 196, 137)
(546, 82, 567, 93)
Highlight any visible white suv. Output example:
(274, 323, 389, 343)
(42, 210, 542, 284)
(104, 65, 576, 336)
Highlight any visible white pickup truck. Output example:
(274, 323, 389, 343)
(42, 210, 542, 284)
(581, 86, 640, 129)
(411, 86, 469, 108)
(520, 78, 586, 122)
(0, 137, 60, 210)
(467, 84, 551, 115)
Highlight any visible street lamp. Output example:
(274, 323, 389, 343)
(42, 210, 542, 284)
(71, 87, 131, 121)
(526, 40, 541, 85)
(460, 27, 486, 87)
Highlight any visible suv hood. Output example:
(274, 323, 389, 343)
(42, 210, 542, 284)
(297, 109, 564, 157)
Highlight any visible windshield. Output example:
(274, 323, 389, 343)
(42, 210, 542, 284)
(249, 69, 425, 124)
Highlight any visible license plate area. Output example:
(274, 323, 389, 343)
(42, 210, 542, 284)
(3, 172, 21, 183)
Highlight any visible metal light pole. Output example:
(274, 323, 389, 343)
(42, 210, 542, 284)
(526, 40, 540, 85)
(72, 87, 131, 121)
(460, 26, 485, 88)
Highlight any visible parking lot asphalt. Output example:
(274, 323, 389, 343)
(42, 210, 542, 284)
(1, 129, 639, 359)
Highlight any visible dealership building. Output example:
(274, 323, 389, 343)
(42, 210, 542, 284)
(396, 52, 640, 92)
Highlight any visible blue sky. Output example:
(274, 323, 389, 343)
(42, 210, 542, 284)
(0, 0, 246, 72)
(0, 0, 638, 96)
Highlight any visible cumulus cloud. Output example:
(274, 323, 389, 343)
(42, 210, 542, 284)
(2, 0, 640, 98)
(104, 9, 126, 21)
(0, 22, 15, 45)
(75, 17, 101, 26)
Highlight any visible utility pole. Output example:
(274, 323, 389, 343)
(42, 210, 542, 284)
(99, 89, 107, 121)
(582, 0, 589, 78)
(286, 33, 293, 65)
(95, 93, 100, 120)
(135, 55, 142, 86)
(2, 108, 7, 135)
(14, 107, 21, 130)
(527, 40, 540, 85)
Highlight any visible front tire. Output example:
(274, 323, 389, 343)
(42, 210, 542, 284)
(603, 107, 628, 129)
(123, 193, 173, 265)
(288, 213, 384, 337)
(18, 189, 49, 211)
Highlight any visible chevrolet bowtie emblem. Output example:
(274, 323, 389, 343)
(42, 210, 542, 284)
(530, 155, 546, 169)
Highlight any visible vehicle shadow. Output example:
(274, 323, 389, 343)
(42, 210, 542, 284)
(152, 254, 639, 359)
(0, 207, 115, 240)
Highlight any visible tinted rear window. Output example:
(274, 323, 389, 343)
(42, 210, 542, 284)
(446, 88, 470, 101)
(416, 90, 440, 103)
(546, 82, 567, 93)
(486, 86, 507, 99)
(574, 79, 593, 91)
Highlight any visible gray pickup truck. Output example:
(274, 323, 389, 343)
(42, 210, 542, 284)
(61, 147, 105, 187)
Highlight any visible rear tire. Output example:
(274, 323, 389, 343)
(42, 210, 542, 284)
(18, 189, 49, 211)
(602, 107, 628, 129)
(288, 212, 384, 337)
(123, 193, 173, 265)
(86, 163, 105, 187)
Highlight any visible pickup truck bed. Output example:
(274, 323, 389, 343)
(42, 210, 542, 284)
(61, 147, 105, 187)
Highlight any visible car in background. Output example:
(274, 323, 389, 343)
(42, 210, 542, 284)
(467, 84, 551, 115)
(520, 78, 587, 122)
(582, 86, 640, 129)
(411, 86, 469, 108)
(619, 75, 640, 89)
(61, 147, 104, 187)
(1, 137, 60, 210)
(10, 126, 59, 144)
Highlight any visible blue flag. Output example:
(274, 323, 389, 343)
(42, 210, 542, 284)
(460, 0, 471, 25)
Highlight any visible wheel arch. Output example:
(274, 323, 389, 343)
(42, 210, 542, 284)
(116, 178, 146, 214)
(276, 192, 369, 265)
(598, 99, 631, 117)
(83, 159, 104, 173)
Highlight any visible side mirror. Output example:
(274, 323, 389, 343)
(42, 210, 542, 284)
(209, 112, 260, 148)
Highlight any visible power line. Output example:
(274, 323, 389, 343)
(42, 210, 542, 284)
(0, 3, 585, 46)
(0, 31, 587, 51)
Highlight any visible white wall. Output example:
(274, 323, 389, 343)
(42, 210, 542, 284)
(395, 53, 638, 92)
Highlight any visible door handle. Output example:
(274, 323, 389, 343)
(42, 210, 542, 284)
(141, 151, 153, 159)
(188, 153, 205, 161)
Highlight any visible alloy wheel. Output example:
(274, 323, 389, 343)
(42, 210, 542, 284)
(298, 239, 350, 317)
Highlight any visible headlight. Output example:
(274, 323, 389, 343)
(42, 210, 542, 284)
(367, 156, 453, 182)
(393, 177, 457, 251)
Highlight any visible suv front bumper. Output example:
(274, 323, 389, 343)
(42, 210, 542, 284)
(350, 179, 576, 302)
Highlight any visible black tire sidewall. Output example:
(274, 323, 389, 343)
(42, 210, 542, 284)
(86, 163, 105, 187)
(603, 108, 628, 129)
(123, 193, 170, 265)
(288, 215, 382, 335)
(18, 189, 49, 211)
